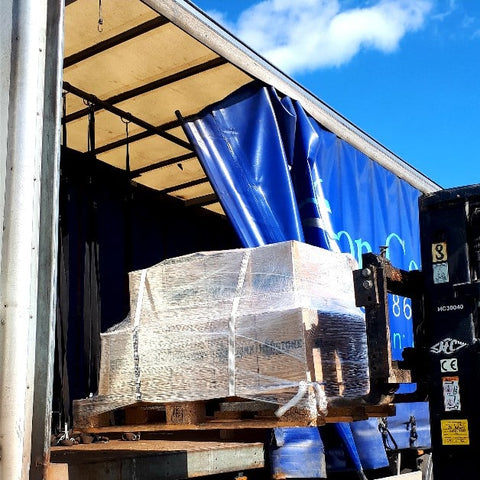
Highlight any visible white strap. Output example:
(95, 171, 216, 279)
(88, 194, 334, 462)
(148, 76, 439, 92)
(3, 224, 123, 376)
(133, 269, 147, 328)
(275, 381, 328, 418)
(133, 269, 147, 401)
(313, 382, 328, 415)
(275, 381, 308, 418)
(228, 251, 251, 396)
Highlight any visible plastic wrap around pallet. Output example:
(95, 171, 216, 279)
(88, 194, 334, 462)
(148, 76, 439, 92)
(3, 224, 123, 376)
(95, 241, 369, 417)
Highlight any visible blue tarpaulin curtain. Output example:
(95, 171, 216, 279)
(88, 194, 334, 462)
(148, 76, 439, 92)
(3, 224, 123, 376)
(183, 85, 304, 246)
(183, 82, 421, 360)
(183, 82, 423, 473)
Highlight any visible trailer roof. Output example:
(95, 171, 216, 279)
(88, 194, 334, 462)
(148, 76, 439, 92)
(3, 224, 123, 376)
(63, 0, 440, 215)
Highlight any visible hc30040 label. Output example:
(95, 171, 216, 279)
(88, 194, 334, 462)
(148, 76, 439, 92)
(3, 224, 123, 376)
(437, 304, 464, 313)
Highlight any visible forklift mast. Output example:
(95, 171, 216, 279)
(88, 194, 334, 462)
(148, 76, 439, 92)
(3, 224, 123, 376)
(354, 183, 480, 479)
(418, 183, 480, 478)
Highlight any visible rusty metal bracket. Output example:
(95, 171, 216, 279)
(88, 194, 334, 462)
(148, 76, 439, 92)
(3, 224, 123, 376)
(353, 252, 424, 403)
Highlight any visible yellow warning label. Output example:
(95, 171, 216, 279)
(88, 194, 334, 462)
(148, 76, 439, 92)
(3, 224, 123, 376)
(441, 419, 470, 445)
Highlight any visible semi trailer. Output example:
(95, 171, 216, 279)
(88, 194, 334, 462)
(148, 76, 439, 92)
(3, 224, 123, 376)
(2, 1, 468, 479)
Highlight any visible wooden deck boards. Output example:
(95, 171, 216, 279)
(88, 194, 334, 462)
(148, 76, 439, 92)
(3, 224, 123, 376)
(50, 440, 265, 480)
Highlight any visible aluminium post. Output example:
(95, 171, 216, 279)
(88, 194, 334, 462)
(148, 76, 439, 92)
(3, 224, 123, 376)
(0, 0, 63, 478)
(30, 0, 64, 478)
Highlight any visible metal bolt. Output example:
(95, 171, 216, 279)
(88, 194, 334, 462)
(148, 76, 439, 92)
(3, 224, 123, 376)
(361, 268, 372, 278)
(363, 280, 373, 289)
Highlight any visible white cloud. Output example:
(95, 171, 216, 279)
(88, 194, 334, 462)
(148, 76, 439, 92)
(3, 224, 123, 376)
(433, 0, 457, 22)
(228, 0, 433, 74)
(203, 9, 236, 33)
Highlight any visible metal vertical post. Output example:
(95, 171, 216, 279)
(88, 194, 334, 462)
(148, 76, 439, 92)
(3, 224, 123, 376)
(30, 0, 64, 478)
(0, 0, 62, 478)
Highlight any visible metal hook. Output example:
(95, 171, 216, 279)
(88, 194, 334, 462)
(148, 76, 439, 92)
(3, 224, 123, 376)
(97, 0, 104, 32)
(121, 117, 131, 173)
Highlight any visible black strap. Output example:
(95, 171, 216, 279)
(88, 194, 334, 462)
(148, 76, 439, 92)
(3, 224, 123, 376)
(122, 118, 133, 277)
(97, 0, 103, 32)
(378, 417, 398, 451)
(62, 92, 67, 148)
(87, 103, 95, 154)
(122, 118, 131, 174)
(407, 415, 418, 448)
(56, 212, 71, 426)
(83, 106, 101, 395)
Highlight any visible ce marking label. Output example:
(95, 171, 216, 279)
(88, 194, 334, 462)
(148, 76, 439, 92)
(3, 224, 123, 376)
(441, 358, 458, 373)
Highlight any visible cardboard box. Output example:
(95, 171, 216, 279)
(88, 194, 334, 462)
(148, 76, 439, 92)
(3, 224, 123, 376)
(96, 241, 369, 409)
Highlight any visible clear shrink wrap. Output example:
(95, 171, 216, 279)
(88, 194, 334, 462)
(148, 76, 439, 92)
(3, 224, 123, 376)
(94, 241, 369, 416)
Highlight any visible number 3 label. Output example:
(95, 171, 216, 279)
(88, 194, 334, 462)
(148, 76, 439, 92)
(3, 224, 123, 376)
(432, 242, 447, 263)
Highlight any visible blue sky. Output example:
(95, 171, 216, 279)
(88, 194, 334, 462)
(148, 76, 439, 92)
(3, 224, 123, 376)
(190, 0, 479, 189)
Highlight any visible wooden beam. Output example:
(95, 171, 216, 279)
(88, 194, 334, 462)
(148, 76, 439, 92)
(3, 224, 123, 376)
(64, 16, 169, 68)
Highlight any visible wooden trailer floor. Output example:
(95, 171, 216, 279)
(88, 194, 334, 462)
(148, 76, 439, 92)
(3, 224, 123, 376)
(50, 439, 264, 480)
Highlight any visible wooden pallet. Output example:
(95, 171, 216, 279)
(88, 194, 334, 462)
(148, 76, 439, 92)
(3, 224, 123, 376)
(73, 397, 395, 434)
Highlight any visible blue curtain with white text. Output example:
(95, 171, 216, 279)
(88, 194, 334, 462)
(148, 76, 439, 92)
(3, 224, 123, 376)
(183, 82, 421, 362)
